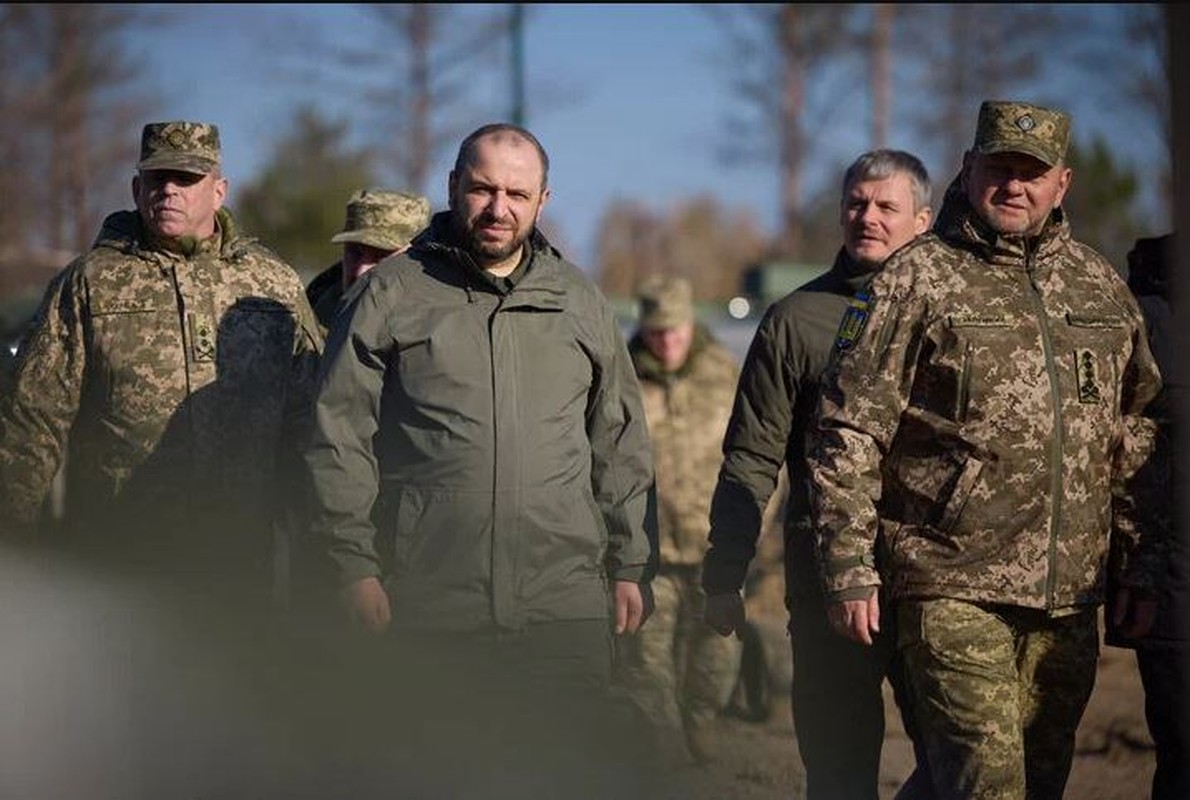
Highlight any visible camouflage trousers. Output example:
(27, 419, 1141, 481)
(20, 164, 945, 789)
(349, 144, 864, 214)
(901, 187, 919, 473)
(615, 566, 743, 736)
(897, 598, 1098, 800)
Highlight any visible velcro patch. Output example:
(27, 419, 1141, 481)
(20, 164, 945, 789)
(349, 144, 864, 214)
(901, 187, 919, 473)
(1075, 348, 1101, 403)
(834, 291, 872, 350)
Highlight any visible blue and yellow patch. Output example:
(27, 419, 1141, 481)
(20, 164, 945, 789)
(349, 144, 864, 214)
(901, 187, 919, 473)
(834, 291, 872, 350)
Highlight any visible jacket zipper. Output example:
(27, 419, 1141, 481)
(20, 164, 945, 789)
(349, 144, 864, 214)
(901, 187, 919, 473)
(1025, 244, 1064, 611)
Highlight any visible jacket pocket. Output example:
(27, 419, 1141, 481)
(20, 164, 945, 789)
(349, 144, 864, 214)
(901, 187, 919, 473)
(936, 454, 983, 533)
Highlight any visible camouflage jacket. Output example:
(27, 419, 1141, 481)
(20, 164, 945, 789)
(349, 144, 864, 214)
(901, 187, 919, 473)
(0, 209, 323, 575)
(809, 179, 1165, 611)
(702, 249, 874, 602)
(629, 326, 738, 567)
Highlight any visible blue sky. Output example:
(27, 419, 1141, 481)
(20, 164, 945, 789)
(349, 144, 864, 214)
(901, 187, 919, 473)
(132, 4, 1167, 270)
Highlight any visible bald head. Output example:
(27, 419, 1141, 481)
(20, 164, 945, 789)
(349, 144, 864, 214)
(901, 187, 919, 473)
(453, 123, 550, 191)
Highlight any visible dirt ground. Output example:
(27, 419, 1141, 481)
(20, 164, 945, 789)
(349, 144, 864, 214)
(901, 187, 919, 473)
(651, 617, 1156, 800)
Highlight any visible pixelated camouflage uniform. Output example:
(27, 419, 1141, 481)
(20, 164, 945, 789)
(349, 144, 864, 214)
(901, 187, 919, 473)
(809, 174, 1165, 799)
(616, 325, 742, 748)
(0, 208, 323, 592)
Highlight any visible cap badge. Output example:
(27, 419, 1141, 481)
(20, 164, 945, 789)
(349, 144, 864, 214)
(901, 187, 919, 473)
(1016, 114, 1035, 132)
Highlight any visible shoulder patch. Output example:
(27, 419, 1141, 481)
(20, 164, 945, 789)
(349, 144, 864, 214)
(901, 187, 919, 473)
(834, 290, 872, 350)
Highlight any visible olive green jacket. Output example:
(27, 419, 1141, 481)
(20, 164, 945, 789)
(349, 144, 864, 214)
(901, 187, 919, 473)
(702, 249, 874, 602)
(305, 214, 657, 631)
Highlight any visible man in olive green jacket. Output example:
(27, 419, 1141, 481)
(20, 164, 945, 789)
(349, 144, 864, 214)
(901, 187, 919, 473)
(303, 123, 657, 797)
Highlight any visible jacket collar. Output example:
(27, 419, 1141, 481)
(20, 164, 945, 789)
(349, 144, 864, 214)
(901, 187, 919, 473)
(629, 323, 711, 382)
(94, 207, 252, 263)
(413, 211, 570, 308)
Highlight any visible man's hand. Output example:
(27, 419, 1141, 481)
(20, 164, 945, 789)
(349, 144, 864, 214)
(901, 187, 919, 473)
(704, 592, 746, 639)
(341, 576, 391, 633)
(614, 580, 647, 634)
(1111, 586, 1158, 640)
(826, 589, 880, 645)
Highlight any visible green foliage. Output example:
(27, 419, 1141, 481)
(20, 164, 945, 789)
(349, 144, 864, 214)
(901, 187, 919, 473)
(233, 106, 376, 281)
(1063, 136, 1144, 272)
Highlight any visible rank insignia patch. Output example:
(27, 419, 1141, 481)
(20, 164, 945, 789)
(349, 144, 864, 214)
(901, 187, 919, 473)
(1075, 348, 1101, 403)
(834, 291, 872, 350)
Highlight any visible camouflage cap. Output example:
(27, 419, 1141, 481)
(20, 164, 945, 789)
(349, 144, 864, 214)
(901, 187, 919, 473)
(331, 189, 431, 251)
(972, 100, 1071, 168)
(138, 121, 222, 175)
(638, 275, 694, 330)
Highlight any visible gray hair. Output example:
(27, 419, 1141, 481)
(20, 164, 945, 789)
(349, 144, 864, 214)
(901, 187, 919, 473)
(841, 149, 931, 212)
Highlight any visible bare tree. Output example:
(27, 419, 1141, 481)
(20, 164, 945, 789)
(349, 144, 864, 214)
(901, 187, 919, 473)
(595, 196, 768, 301)
(706, 4, 862, 259)
(266, 4, 511, 196)
(870, 4, 895, 148)
(898, 4, 1065, 180)
(0, 4, 155, 282)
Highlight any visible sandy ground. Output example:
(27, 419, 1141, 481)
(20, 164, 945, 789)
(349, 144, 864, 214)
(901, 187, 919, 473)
(650, 619, 1156, 800)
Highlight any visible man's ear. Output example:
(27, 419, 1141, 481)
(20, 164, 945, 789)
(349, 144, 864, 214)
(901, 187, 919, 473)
(959, 149, 974, 191)
(212, 175, 228, 210)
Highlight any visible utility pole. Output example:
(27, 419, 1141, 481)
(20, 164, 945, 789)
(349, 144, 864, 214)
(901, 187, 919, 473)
(510, 4, 525, 125)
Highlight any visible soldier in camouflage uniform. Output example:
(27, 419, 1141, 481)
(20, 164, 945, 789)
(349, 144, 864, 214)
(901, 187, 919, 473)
(808, 101, 1166, 799)
(0, 120, 323, 605)
(614, 275, 742, 765)
(703, 149, 934, 799)
(305, 188, 430, 335)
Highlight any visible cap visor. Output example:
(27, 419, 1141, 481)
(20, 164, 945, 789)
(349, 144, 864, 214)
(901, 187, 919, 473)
(976, 142, 1058, 168)
(137, 155, 216, 175)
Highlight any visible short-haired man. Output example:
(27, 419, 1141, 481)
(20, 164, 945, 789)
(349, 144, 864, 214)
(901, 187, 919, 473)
(808, 101, 1165, 798)
(702, 148, 933, 799)
(303, 122, 657, 796)
(0, 121, 322, 604)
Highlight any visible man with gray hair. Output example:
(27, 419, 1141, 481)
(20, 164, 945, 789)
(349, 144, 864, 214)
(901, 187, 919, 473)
(703, 148, 933, 799)
(809, 100, 1165, 798)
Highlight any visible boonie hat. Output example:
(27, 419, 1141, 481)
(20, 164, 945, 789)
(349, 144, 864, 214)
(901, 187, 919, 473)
(331, 189, 431, 251)
(638, 275, 694, 330)
(972, 100, 1071, 168)
(138, 121, 221, 175)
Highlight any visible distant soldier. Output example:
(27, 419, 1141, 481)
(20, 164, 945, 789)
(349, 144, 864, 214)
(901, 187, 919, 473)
(616, 275, 742, 765)
(305, 188, 430, 336)
(0, 120, 323, 607)
(809, 101, 1165, 798)
(702, 148, 933, 799)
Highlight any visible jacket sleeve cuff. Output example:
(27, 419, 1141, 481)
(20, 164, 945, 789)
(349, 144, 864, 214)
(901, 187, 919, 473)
(332, 554, 382, 587)
(700, 551, 749, 596)
(828, 585, 880, 603)
(821, 552, 881, 596)
(609, 563, 649, 583)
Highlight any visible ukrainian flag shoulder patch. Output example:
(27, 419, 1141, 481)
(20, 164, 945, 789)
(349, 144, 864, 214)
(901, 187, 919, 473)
(834, 291, 872, 350)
